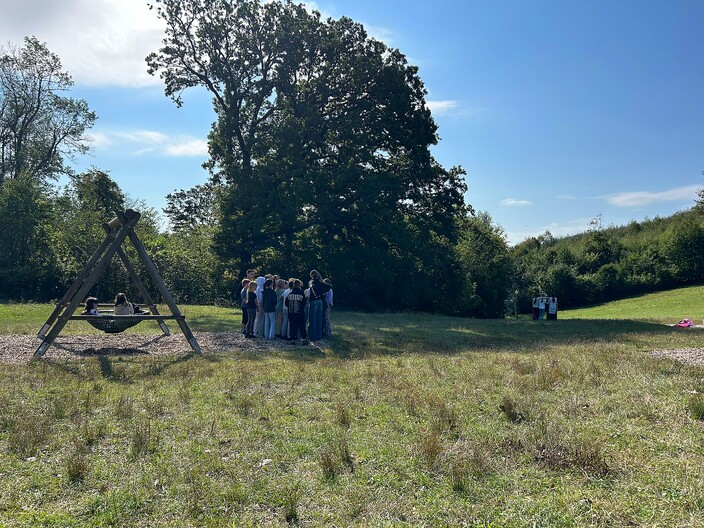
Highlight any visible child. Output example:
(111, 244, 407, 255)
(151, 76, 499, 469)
(114, 292, 134, 315)
(254, 276, 266, 337)
(285, 279, 307, 342)
(82, 297, 100, 315)
(275, 279, 286, 338)
(307, 270, 332, 341)
(547, 295, 558, 320)
(263, 279, 277, 339)
(281, 279, 293, 340)
(245, 281, 258, 338)
(240, 278, 251, 335)
(322, 278, 333, 337)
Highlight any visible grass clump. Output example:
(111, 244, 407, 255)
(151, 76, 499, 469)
(65, 437, 90, 483)
(499, 395, 527, 423)
(688, 394, 704, 420)
(7, 412, 51, 457)
(318, 434, 354, 480)
(130, 417, 154, 459)
(334, 401, 352, 429)
(418, 431, 444, 468)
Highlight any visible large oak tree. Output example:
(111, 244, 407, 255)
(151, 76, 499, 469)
(148, 0, 468, 308)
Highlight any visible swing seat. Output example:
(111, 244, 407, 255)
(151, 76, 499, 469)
(87, 317, 144, 334)
(69, 313, 180, 335)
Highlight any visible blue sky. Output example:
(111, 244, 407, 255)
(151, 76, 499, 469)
(2, 0, 702, 243)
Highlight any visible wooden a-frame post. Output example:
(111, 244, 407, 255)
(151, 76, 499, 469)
(34, 209, 201, 358)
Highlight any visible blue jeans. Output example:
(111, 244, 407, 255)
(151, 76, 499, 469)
(308, 299, 323, 341)
(282, 307, 289, 338)
(264, 312, 276, 339)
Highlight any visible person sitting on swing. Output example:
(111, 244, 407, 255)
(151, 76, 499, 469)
(82, 297, 101, 316)
(114, 292, 134, 315)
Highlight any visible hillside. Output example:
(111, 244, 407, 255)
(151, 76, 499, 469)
(511, 206, 704, 311)
(561, 284, 704, 323)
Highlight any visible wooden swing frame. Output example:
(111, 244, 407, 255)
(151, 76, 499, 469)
(34, 209, 201, 358)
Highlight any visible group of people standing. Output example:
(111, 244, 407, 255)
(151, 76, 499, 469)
(531, 295, 558, 320)
(240, 269, 333, 342)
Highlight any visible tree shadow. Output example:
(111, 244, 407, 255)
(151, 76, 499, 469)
(324, 315, 687, 358)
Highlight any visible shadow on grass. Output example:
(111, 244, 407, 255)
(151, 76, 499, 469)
(24, 312, 690, 372)
(325, 313, 683, 358)
(186, 313, 239, 333)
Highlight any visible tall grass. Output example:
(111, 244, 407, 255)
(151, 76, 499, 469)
(1, 303, 704, 525)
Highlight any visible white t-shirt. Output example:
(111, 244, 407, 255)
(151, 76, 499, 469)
(548, 298, 558, 314)
(538, 297, 546, 310)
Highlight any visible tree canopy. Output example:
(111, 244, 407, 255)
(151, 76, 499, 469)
(0, 37, 96, 186)
(146, 0, 468, 289)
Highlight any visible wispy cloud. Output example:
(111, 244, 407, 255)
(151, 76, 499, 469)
(604, 184, 700, 208)
(501, 198, 532, 207)
(556, 194, 575, 200)
(427, 100, 459, 116)
(117, 131, 169, 145)
(94, 129, 208, 157)
(164, 139, 209, 157)
(87, 132, 112, 148)
(0, 0, 164, 87)
(507, 217, 593, 245)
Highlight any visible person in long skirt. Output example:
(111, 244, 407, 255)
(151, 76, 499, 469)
(322, 278, 333, 337)
(275, 279, 286, 338)
(254, 276, 265, 337)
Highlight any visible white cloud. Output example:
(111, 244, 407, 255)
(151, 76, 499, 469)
(555, 194, 575, 200)
(427, 100, 458, 116)
(117, 130, 169, 144)
(507, 217, 593, 245)
(0, 0, 164, 87)
(94, 129, 207, 157)
(604, 184, 700, 208)
(164, 139, 209, 157)
(500, 198, 532, 207)
(0, 0, 398, 88)
(87, 132, 112, 148)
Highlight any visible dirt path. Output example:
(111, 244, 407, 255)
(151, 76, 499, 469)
(0, 332, 319, 364)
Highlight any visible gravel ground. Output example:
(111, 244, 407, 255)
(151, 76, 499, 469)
(2, 331, 702, 366)
(0, 332, 321, 364)
(651, 347, 704, 366)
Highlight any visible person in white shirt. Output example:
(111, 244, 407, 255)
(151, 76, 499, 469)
(114, 292, 134, 315)
(281, 279, 293, 339)
(538, 296, 547, 320)
(547, 295, 558, 320)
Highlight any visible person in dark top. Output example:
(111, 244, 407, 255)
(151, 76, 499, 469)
(285, 279, 307, 341)
(307, 270, 332, 341)
(262, 279, 278, 340)
(245, 282, 258, 338)
(240, 278, 251, 335)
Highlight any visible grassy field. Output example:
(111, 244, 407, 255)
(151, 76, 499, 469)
(561, 284, 704, 323)
(1, 295, 704, 526)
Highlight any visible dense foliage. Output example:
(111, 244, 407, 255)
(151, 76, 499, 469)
(3, 22, 701, 317)
(0, 37, 96, 185)
(0, 27, 509, 316)
(147, 0, 475, 314)
(511, 207, 704, 311)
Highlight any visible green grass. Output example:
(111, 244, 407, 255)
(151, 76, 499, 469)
(1, 298, 704, 526)
(561, 284, 704, 323)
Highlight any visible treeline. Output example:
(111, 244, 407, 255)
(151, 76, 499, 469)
(4, 23, 702, 318)
(511, 205, 704, 311)
(0, 170, 512, 317)
(1, 13, 514, 318)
